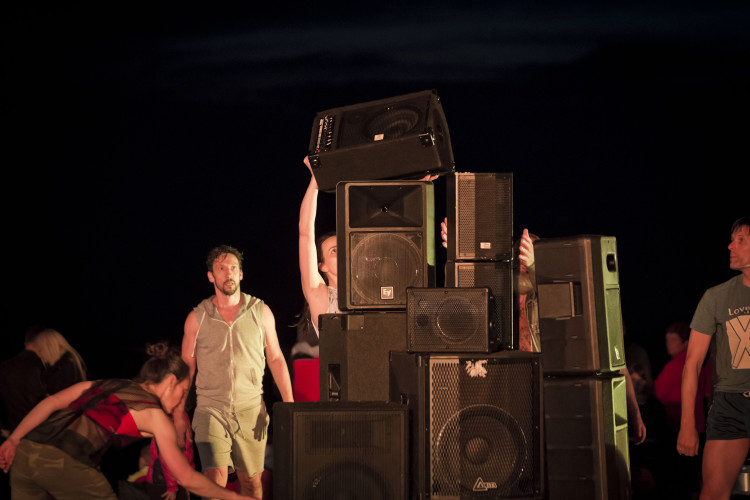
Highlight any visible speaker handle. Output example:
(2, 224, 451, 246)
(328, 364, 341, 401)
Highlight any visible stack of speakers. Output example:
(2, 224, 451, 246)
(274, 90, 538, 500)
(535, 236, 631, 500)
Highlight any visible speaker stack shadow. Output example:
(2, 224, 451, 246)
(535, 236, 632, 500)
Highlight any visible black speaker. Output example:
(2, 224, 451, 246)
(406, 287, 498, 353)
(446, 260, 515, 350)
(447, 172, 513, 261)
(319, 312, 407, 402)
(337, 181, 435, 310)
(308, 89, 455, 192)
(390, 351, 543, 500)
(535, 235, 626, 375)
(544, 374, 630, 500)
(273, 401, 409, 500)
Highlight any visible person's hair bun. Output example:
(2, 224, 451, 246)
(145, 342, 170, 359)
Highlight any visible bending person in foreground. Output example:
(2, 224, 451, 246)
(0, 343, 253, 500)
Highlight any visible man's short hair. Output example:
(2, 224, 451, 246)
(206, 245, 244, 273)
(731, 217, 750, 234)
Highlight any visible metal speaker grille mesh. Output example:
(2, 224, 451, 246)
(429, 357, 539, 498)
(407, 288, 490, 351)
(350, 232, 423, 306)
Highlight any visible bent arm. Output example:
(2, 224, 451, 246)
(0, 381, 92, 472)
(264, 304, 294, 402)
(136, 409, 249, 500)
(677, 330, 711, 456)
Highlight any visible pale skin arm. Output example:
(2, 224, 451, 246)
(132, 409, 252, 500)
(0, 381, 92, 472)
(172, 310, 199, 448)
(299, 156, 329, 329)
(263, 304, 294, 402)
(677, 329, 711, 456)
(621, 366, 647, 444)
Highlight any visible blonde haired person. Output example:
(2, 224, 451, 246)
(25, 327, 87, 394)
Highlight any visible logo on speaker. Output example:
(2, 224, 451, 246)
(465, 360, 488, 378)
(473, 477, 498, 491)
(381, 286, 394, 300)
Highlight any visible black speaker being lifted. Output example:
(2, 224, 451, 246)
(273, 401, 409, 500)
(308, 89, 455, 192)
(447, 172, 514, 261)
(337, 180, 435, 311)
(406, 287, 497, 353)
(535, 235, 625, 375)
(390, 351, 543, 500)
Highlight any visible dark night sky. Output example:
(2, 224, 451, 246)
(2, 2, 749, 380)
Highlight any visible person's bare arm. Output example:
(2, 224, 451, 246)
(621, 367, 646, 444)
(0, 381, 92, 472)
(134, 409, 252, 500)
(263, 304, 294, 403)
(173, 310, 199, 448)
(677, 330, 711, 456)
(299, 156, 329, 329)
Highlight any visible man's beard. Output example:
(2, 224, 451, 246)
(219, 279, 238, 296)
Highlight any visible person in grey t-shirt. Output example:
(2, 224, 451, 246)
(677, 217, 750, 499)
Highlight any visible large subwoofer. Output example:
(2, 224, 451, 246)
(446, 172, 514, 262)
(535, 235, 626, 375)
(337, 181, 435, 310)
(318, 312, 407, 402)
(273, 401, 409, 500)
(406, 287, 498, 353)
(390, 351, 543, 499)
(308, 89, 455, 192)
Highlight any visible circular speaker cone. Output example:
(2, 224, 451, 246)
(304, 462, 392, 500)
(435, 297, 481, 344)
(434, 404, 527, 494)
(366, 108, 420, 139)
(350, 233, 422, 304)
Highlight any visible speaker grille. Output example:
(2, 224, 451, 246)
(449, 172, 513, 261)
(407, 288, 494, 352)
(447, 261, 515, 350)
(428, 354, 542, 498)
(350, 232, 424, 306)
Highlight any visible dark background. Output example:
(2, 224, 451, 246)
(2, 1, 749, 384)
